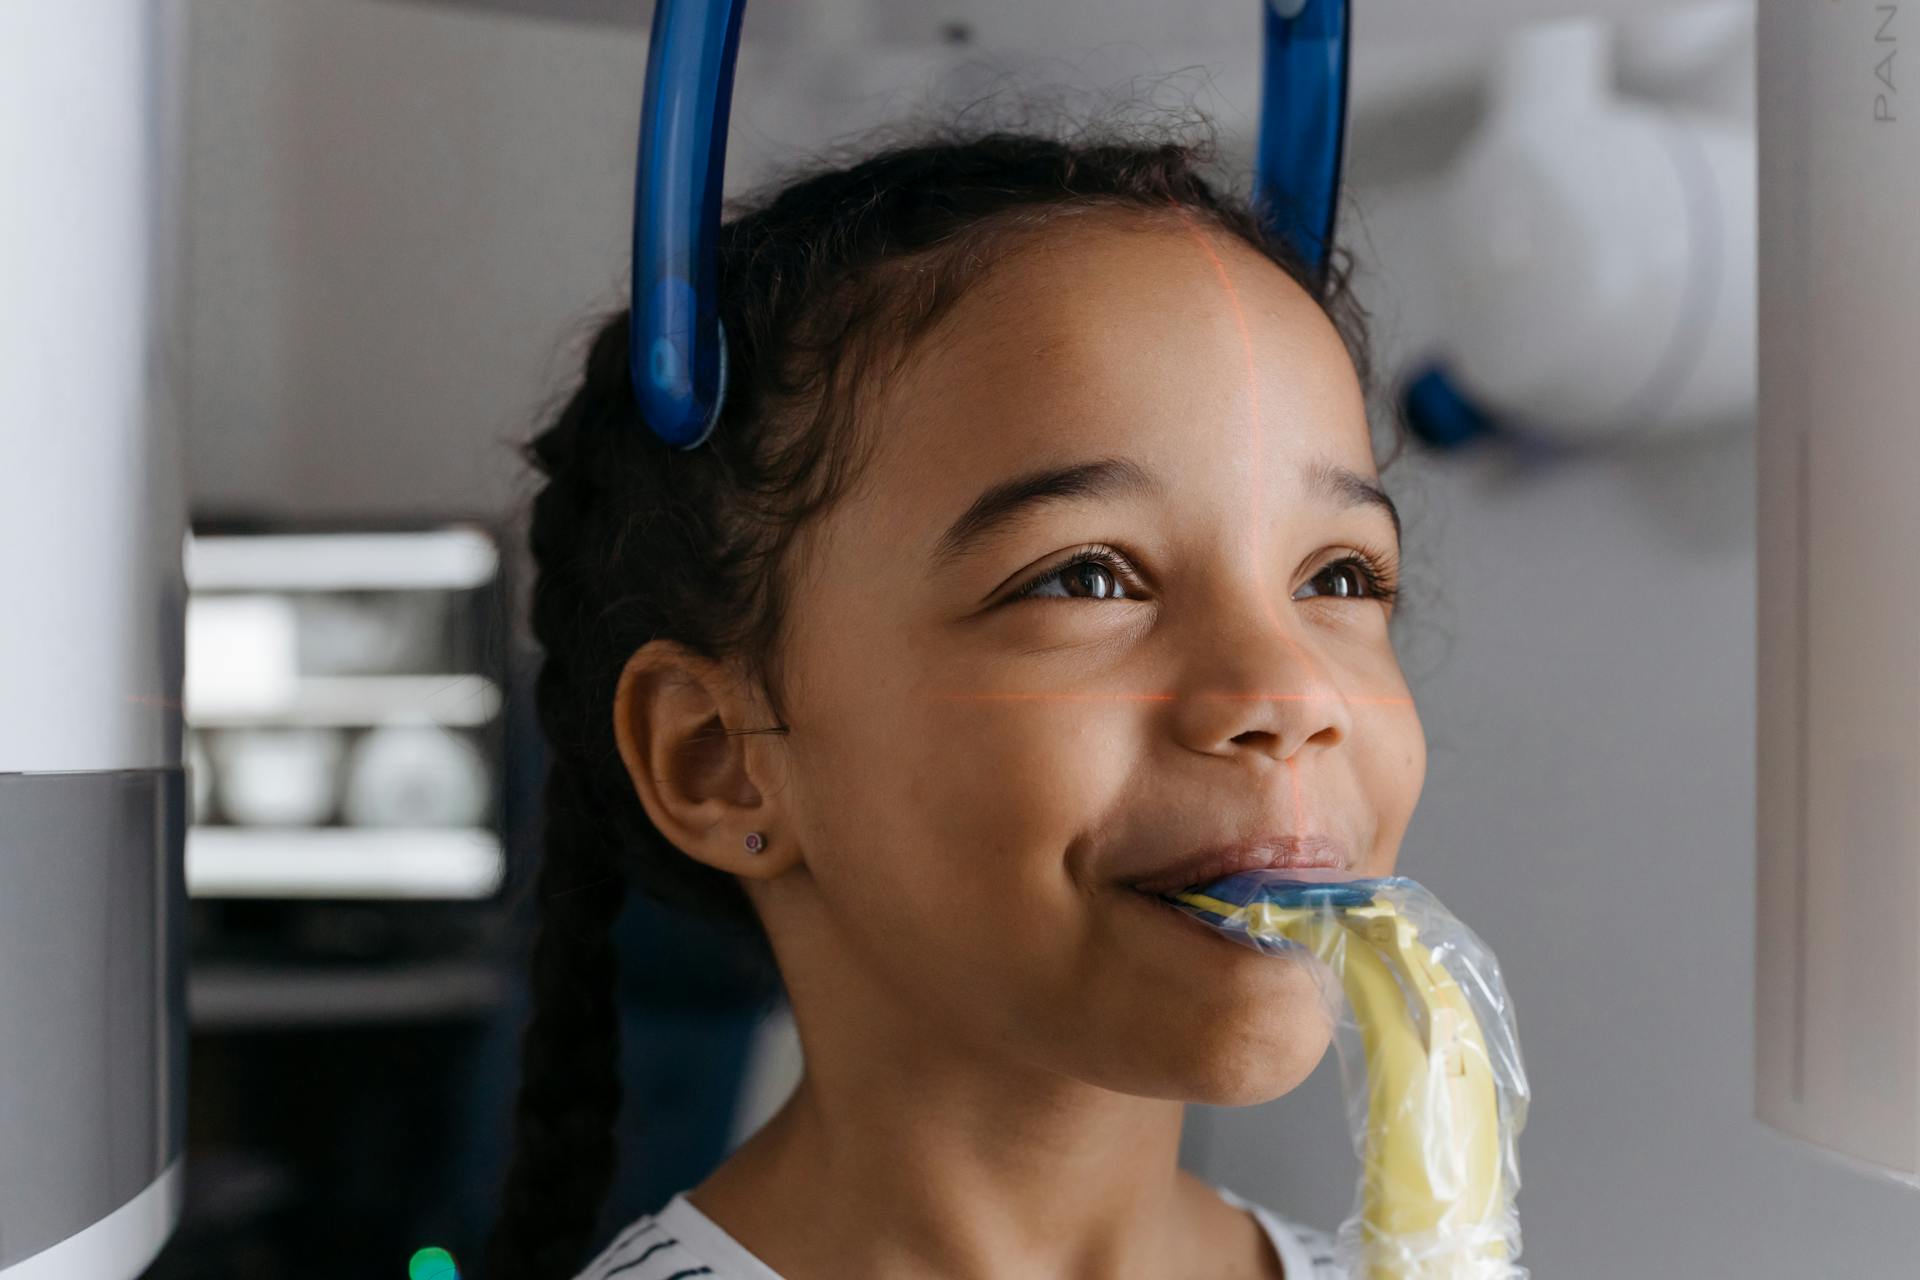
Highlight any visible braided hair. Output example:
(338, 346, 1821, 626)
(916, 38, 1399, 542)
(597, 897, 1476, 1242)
(485, 107, 1397, 1280)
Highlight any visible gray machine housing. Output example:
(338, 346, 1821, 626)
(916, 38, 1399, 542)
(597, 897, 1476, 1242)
(0, 1, 192, 1275)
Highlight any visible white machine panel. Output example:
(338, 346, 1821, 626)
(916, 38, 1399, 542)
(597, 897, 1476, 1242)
(1755, 0, 1920, 1185)
(0, 0, 190, 776)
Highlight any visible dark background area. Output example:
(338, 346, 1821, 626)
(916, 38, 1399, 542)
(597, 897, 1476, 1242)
(142, 513, 782, 1280)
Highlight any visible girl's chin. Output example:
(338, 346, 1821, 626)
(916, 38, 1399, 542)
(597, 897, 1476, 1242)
(1182, 1046, 1328, 1106)
(1100, 887, 1339, 1096)
(1106, 1015, 1333, 1105)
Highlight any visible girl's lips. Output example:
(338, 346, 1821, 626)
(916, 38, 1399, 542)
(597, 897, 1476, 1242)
(1124, 884, 1258, 952)
(1125, 833, 1350, 896)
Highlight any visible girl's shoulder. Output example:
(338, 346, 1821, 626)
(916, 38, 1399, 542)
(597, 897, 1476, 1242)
(572, 1192, 782, 1280)
(575, 1187, 1346, 1280)
(1212, 1182, 1345, 1278)
(570, 1215, 687, 1280)
(1261, 1211, 1344, 1278)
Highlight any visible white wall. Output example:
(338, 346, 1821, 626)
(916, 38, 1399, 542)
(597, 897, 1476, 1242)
(175, 0, 1527, 519)
(180, 1, 1920, 1273)
(185, 0, 961, 517)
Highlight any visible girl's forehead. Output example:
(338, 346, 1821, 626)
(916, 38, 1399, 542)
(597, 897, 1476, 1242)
(866, 223, 1367, 498)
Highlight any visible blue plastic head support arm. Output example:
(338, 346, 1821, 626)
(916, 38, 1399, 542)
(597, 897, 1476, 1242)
(629, 0, 1349, 448)
(630, 0, 747, 449)
(1254, 0, 1350, 280)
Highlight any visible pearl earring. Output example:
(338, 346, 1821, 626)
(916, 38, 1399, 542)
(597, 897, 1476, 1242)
(744, 831, 766, 854)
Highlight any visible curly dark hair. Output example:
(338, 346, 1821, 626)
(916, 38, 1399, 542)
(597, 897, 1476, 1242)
(483, 106, 1404, 1280)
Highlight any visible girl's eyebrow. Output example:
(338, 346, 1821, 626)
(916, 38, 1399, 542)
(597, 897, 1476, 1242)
(1308, 455, 1403, 550)
(927, 454, 1401, 573)
(929, 457, 1158, 573)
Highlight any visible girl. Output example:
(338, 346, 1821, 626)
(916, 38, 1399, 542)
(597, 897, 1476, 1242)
(485, 112, 1422, 1280)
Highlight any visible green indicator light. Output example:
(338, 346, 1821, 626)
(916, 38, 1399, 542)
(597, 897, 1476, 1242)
(409, 1246, 459, 1280)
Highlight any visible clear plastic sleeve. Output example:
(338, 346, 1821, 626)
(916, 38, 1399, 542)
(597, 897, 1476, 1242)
(1167, 869, 1531, 1280)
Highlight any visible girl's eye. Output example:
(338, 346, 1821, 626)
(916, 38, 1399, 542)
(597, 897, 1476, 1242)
(1296, 552, 1401, 606)
(1005, 546, 1137, 602)
(1002, 545, 1401, 608)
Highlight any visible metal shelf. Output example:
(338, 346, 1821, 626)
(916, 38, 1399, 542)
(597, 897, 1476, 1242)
(188, 958, 510, 1030)
(188, 673, 503, 727)
(186, 826, 505, 900)
(184, 528, 499, 591)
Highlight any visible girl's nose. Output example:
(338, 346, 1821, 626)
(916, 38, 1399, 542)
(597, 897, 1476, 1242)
(1169, 607, 1355, 762)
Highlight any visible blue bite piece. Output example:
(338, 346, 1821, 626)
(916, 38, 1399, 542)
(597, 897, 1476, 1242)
(1160, 872, 1407, 948)
(1165, 871, 1394, 910)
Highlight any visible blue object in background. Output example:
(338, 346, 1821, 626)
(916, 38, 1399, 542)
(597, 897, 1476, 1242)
(629, 0, 746, 448)
(1401, 360, 1499, 450)
(1252, 0, 1350, 278)
(595, 897, 776, 1245)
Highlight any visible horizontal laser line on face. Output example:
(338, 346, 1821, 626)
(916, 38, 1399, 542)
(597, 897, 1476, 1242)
(925, 691, 1412, 705)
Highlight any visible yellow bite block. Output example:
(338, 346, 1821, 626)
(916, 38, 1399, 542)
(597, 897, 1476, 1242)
(1168, 888, 1511, 1280)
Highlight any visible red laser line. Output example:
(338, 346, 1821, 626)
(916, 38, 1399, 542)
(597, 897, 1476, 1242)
(925, 692, 1412, 706)
(928, 204, 1411, 841)
(132, 207, 1415, 844)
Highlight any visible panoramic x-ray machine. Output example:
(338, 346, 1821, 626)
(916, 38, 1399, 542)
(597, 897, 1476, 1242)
(1, 0, 1915, 1277)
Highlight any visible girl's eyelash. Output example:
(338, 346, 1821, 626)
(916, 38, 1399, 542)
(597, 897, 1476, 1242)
(1004, 544, 1136, 603)
(1004, 542, 1402, 607)
(1312, 543, 1402, 606)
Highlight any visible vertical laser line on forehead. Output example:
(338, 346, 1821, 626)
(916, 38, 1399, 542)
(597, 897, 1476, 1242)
(922, 206, 1415, 836)
(1171, 197, 1322, 840)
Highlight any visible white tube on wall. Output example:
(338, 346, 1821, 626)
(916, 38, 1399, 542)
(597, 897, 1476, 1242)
(1430, 18, 1757, 445)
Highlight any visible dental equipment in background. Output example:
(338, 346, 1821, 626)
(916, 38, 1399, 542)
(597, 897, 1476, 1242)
(1400, 16, 1755, 456)
(11, 0, 1914, 1275)
(628, 0, 1350, 449)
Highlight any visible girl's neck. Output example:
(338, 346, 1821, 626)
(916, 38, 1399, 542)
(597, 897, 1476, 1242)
(683, 1072, 1285, 1280)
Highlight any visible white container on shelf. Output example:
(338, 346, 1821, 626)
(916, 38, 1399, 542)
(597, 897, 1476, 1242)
(293, 590, 451, 676)
(339, 721, 491, 829)
(187, 730, 215, 823)
(204, 727, 347, 827)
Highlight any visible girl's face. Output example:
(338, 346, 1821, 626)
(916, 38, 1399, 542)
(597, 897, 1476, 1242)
(638, 215, 1425, 1106)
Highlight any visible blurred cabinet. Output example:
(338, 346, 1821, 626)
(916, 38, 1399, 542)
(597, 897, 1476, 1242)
(144, 514, 533, 1280)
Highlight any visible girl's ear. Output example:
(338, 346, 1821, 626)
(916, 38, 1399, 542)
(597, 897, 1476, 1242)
(612, 641, 798, 880)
